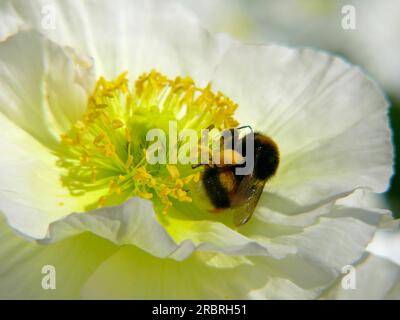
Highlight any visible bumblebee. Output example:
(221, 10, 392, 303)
(201, 127, 279, 226)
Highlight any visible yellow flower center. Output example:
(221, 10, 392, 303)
(59, 70, 239, 213)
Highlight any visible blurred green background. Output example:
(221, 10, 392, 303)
(178, 0, 399, 218)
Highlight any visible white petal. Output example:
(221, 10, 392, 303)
(0, 30, 94, 237)
(0, 30, 94, 145)
(37, 193, 382, 277)
(161, 214, 297, 259)
(162, 199, 383, 273)
(0, 215, 117, 299)
(212, 45, 393, 207)
(276, 216, 376, 276)
(322, 253, 400, 300)
(4, 0, 236, 84)
(79, 210, 389, 299)
(81, 245, 318, 299)
(40, 197, 196, 261)
(254, 189, 385, 227)
(0, 0, 24, 41)
(245, 211, 381, 291)
(181, 0, 400, 97)
(40, 197, 296, 261)
(0, 112, 83, 238)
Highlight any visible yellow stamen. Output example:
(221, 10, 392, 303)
(91, 167, 97, 183)
(94, 132, 105, 145)
(139, 192, 153, 199)
(166, 165, 180, 179)
(112, 119, 124, 129)
(98, 196, 106, 208)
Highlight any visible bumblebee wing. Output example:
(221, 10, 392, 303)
(231, 175, 267, 226)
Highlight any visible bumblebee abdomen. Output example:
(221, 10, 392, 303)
(202, 167, 231, 209)
(253, 133, 280, 180)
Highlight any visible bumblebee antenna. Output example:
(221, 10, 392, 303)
(236, 125, 253, 133)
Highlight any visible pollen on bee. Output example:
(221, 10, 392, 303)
(214, 149, 244, 166)
(218, 170, 236, 192)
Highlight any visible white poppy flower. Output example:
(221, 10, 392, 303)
(0, 0, 394, 299)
